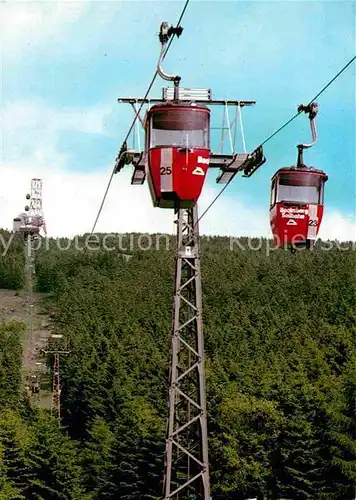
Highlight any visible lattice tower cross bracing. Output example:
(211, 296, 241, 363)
(42, 335, 70, 426)
(29, 179, 44, 220)
(163, 206, 210, 500)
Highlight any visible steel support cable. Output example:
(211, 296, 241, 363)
(90, 0, 190, 235)
(197, 54, 356, 225)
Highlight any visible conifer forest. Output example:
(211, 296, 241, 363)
(0, 229, 355, 499)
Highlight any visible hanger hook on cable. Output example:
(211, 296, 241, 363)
(296, 101, 318, 167)
(157, 22, 183, 100)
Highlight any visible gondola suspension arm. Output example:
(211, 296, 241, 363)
(297, 102, 318, 167)
(157, 22, 183, 99)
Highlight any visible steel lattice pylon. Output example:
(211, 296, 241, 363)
(24, 235, 35, 373)
(24, 235, 35, 301)
(42, 335, 70, 426)
(52, 353, 61, 423)
(164, 205, 210, 500)
(28, 178, 47, 235)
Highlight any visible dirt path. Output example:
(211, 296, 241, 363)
(0, 289, 27, 323)
(0, 289, 52, 409)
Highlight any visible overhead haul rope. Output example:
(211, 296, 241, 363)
(197, 54, 356, 225)
(89, 0, 190, 236)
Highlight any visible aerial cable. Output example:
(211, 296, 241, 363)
(261, 54, 356, 147)
(90, 0, 190, 235)
(196, 54, 356, 226)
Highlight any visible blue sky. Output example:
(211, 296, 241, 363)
(1, 0, 355, 238)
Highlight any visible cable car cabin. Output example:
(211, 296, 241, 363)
(13, 217, 22, 232)
(145, 103, 210, 208)
(270, 167, 328, 249)
(13, 215, 40, 236)
(20, 222, 40, 236)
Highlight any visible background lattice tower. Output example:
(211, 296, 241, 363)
(24, 235, 35, 346)
(42, 334, 70, 425)
(27, 178, 47, 236)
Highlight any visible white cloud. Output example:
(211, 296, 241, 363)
(1, 99, 113, 169)
(1, 1, 89, 55)
(1, 98, 354, 243)
(0, 98, 273, 238)
(318, 210, 356, 242)
(1, 161, 355, 243)
(2, 99, 111, 137)
(0, 160, 174, 237)
(198, 185, 270, 238)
